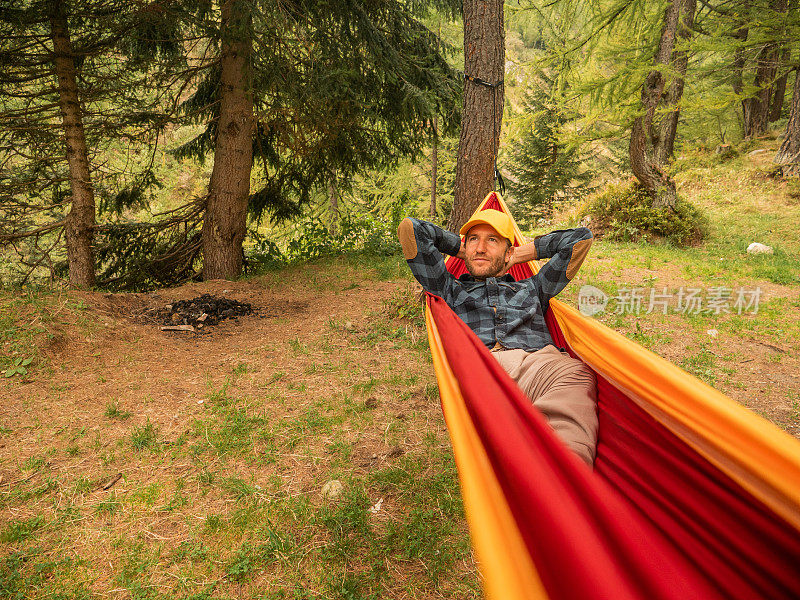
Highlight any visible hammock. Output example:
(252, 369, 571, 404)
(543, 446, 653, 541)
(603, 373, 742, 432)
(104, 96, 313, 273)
(425, 192, 800, 600)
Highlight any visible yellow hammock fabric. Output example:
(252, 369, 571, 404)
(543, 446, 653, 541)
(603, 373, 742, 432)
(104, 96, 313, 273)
(425, 192, 800, 600)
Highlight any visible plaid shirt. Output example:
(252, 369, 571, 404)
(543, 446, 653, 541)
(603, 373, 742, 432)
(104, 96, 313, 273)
(401, 218, 593, 352)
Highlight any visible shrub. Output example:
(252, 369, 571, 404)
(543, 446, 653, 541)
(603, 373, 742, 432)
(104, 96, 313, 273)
(580, 182, 706, 245)
(246, 211, 401, 270)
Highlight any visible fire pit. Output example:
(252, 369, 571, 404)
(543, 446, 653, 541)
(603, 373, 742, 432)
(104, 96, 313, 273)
(151, 294, 254, 331)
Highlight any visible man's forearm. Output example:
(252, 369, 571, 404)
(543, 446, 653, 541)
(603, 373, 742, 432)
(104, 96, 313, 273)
(398, 218, 459, 298)
(511, 241, 537, 264)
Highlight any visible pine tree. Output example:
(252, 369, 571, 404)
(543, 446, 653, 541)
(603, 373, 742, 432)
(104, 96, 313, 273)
(171, 0, 462, 279)
(506, 83, 592, 228)
(0, 0, 183, 286)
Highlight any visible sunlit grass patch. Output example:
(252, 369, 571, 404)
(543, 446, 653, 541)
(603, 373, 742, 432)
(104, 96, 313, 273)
(0, 516, 45, 544)
(105, 401, 131, 420)
(130, 420, 159, 451)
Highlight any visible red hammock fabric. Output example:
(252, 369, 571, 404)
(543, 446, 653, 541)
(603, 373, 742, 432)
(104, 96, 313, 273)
(432, 193, 800, 599)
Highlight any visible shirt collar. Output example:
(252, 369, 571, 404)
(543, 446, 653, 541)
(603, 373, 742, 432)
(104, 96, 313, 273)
(457, 273, 516, 283)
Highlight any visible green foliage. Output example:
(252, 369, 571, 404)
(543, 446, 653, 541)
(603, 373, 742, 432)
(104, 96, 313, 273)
(248, 211, 401, 270)
(2, 357, 33, 378)
(0, 0, 185, 284)
(581, 182, 707, 245)
(174, 0, 462, 225)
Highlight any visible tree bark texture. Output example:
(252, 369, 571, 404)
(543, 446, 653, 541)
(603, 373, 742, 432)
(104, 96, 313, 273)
(629, 0, 696, 209)
(328, 172, 339, 235)
(202, 0, 255, 280)
(448, 0, 504, 233)
(49, 1, 96, 288)
(430, 115, 438, 219)
(654, 0, 696, 167)
(769, 48, 791, 122)
(742, 0, 787, 137)
(775, 68, 800, 176)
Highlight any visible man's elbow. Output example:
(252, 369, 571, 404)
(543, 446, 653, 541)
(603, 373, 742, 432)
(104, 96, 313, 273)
(398, 218, 419, 260)
(566, 236, 593, 280)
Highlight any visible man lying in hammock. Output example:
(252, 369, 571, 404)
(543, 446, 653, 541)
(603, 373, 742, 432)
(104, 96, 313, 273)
(398, 210, 598, 466)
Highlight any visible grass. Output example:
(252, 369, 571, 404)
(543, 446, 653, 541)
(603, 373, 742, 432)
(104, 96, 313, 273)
(105, 401, 131, 420)
(130, 420, 159, 451)
(0, 323, 469, 598)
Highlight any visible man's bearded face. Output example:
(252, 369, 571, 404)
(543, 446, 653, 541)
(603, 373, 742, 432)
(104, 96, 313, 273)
(464, 224, 513, 280)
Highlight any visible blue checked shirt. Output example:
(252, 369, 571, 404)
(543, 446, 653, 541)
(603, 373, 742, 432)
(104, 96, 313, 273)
(400, 218, 593, 352)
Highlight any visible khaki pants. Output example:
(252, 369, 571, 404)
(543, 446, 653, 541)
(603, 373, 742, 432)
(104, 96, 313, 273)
(492, 345, 598, 467)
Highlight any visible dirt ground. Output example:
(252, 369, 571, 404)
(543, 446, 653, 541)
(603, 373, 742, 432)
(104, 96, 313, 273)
(3, 263, 798, 482)
(1, 268, 439, 479)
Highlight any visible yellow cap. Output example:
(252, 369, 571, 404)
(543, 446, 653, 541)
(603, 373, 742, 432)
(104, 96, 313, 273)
(459, 209, 515, 244)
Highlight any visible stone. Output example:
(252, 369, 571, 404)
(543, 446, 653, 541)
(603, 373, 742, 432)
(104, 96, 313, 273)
(321, 480, 343, 500)
(747, 242, 773, 255)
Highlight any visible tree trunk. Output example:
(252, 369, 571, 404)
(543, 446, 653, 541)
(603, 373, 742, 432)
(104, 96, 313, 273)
(202, 0, 255, 280)
(654, 0, 696, 167)
(769, 48, 791, 122)
(742, 0, 787, 137)
(629, 0, 696, 209)
(743, 50, 778, 137)
(430, 115, 438, 219)
(328, 172, 339, 235)
(49, 0, 96, 288)
(731, 6, 748, 98)
(775, 67, 800, 176)
(732, 3, 750, 136)
(448, 0, 504, 232)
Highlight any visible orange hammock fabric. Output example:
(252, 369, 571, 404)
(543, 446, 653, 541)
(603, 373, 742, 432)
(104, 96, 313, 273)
(425, 192, 800, 600)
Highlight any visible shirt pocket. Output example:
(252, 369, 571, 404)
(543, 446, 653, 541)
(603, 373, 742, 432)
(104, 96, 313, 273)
(501, 283, 536, 311)
(449, 287, 482, 312)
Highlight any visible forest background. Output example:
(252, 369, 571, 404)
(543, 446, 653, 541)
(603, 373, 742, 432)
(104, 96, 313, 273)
(1, 0, 799, 291)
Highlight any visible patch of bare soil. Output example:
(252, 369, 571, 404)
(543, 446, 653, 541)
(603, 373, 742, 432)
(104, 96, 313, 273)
(3, 273, 428, 458)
